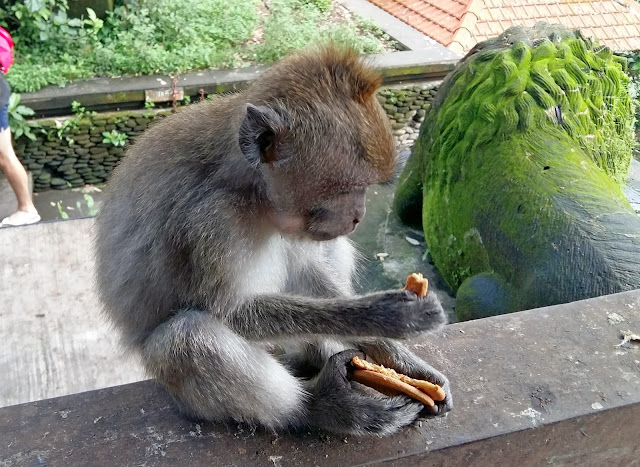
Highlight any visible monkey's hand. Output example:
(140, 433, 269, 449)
(357, 340, 453, 417)
(357, 290, 446, 339)
(397, 358, 452, 417)
(307, 350, 423, 436)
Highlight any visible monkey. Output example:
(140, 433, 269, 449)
(94, 45, 452, 436)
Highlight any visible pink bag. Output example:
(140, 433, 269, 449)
(0, 27, 14, 74)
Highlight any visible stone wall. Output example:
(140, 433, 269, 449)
(16, 83, 439, 192)
(15, 110, 172, 192)
(377, 84, 439, 150)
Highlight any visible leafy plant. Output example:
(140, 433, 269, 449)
(255, 0, 386, 64)
(7, 93, 38, 141)
(83, 8, 104, 35)
(83, 193, 98, 216)
(617, 51, 640, 131)
(297, 0, 332, 13)
(70, 100, 94, 119)
(56, 201, 69, 220)
(44, 100, 94, 144)
(3, 0, 392, 93)
(75, 193, 98, 216)
(102, 129, 128, 146)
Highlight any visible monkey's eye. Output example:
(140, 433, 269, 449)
(307, 206, 329, 219)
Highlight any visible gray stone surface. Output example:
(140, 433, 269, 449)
(0, 290, 638, 466)
(0, 218, 145, 408)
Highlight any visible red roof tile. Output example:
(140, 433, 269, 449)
(368, 0, 640, 53)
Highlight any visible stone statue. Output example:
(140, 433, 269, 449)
(394, 23, 640, 321)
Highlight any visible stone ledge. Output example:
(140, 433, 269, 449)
(1, 290, 638, 465)
(21, 52, 458, 118)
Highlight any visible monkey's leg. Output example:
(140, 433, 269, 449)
(356, 339, 453, 415)
(276, 338, 349, 378)
(142, 309, 306, 429)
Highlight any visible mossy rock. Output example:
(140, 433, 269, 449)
(394, 23, 640, 321)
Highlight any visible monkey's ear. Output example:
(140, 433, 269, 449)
(239, 104, 288, 166)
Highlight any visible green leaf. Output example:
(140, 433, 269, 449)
(24, 0, 44, 12)
(8, 94, 20, 110)
(68, 18, 83, 28)
(52, 10, 67, 25)
(16, 105, 35, 116)
(87, 8, 97, 21)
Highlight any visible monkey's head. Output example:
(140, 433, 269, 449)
(239, 46, 399, 241)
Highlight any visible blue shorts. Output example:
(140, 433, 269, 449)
(0, 104, 8, 131)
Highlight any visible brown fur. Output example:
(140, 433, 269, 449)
(246, 44, 396, 180)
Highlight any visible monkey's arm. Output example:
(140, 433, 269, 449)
(226, 290, 446, 341)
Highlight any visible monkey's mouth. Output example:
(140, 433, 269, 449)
(307, 223, 359, 241)
(308, 231, 340, 241)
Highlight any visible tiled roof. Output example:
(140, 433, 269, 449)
(367, 0, 640, 54)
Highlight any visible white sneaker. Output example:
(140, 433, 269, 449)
(1, 210, 41, 226)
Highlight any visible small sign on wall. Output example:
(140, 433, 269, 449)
(145, 87, 184, 103)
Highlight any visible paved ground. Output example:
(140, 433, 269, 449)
(0, 218, 145, 408)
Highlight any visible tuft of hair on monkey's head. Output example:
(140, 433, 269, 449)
(239, 43, 398, 241)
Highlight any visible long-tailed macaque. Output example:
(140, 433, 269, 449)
(95, 45, 452, 436)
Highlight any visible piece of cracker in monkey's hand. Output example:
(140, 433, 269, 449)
(404, 272, 428, 298)
(350, 356, 445, 407)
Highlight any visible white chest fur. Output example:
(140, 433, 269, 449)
(236, 235, 289, 296)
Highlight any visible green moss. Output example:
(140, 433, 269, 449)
(395, 24, 638, 307)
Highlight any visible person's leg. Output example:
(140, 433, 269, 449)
(0, 105, 39, 226)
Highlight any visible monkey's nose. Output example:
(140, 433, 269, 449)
(353, 207, 365, 226)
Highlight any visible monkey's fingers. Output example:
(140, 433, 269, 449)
(352, 370, 435, 407)
(352, 356, 445, 401)
(402, 379, 446, 402)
